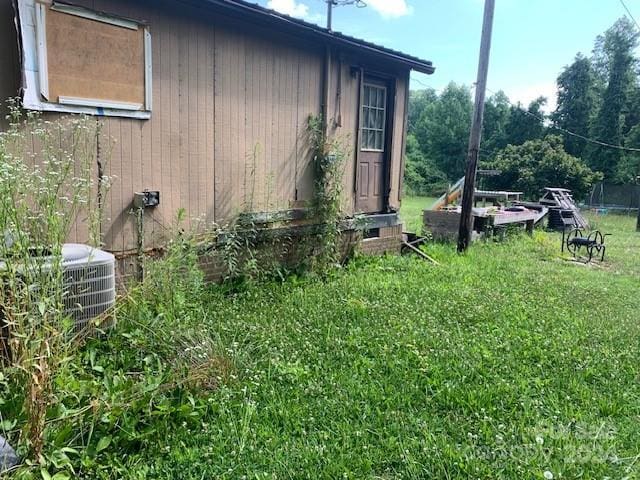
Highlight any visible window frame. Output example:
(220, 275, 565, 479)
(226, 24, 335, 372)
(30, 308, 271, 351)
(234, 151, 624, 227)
(360, 83, 387, 152)
(18, 0, 152, 119)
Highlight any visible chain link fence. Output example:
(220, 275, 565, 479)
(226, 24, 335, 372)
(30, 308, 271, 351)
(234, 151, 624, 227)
(585, 183, 640, 212)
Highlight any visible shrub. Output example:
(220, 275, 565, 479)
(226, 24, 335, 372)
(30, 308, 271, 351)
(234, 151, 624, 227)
(488, 135, 602, 200)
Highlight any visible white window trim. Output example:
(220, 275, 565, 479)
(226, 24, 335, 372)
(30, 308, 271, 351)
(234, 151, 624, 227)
(58, 96, 143, 111)
(361, 83, 387, 151)
(34, 3, 49, 100)
(50, 3, 140, 30)
(17, 0, 152, 119)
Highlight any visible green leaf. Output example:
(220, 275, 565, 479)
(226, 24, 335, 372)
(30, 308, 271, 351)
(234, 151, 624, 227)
(0, 418, 16, 430)
(40, 468, 52, 480)
(60, 447, 79, 455)
(96, 435, 112, 453)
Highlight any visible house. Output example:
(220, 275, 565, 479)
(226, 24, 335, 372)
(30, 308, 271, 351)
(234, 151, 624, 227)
(0, 0, 435, 278)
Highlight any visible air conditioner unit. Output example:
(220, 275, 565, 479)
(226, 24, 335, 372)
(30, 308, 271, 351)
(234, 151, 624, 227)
(60, 244, 116, 330)
(1, 243, 115, 334)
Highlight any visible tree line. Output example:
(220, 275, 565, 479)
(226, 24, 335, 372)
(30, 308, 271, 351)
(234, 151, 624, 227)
(405, 17, 640, 200)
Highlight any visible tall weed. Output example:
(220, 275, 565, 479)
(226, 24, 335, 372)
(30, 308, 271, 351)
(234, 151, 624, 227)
(0, 103, 110, 468)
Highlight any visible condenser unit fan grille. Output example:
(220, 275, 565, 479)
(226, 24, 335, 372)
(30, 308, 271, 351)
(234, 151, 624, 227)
(60, 244, 116, 330)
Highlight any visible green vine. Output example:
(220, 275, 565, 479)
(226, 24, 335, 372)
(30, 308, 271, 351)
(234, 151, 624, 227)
(171, 120, 351, 283)
(307, 115, 347, 271)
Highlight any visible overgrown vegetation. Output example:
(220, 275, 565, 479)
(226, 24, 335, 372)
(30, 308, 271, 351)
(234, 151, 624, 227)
(0, 105, 111, 470)
(0, 109, 351, 477)
(182, 116, 352, 282)
(307, 114, 349, 271)
(2, 198, 234, 478)
(3, 95, 639, 478)
(5, 204, 639, 478)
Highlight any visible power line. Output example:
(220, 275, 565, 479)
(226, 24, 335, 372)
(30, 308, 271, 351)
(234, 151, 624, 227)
(410, 76, 431, 89)
(407, 86, 640, 154)
(485, 87, 640, 153)
(619, 0, 640, 32)
(488, 0, 640, 155)
(520, 107, 640, 153)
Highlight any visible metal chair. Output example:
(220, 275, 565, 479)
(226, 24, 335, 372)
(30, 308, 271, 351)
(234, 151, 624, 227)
(562, 228, 609, 262)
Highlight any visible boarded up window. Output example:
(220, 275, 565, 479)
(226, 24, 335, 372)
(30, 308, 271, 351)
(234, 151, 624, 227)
(45, 7, 146, 108)
(19, 1, 152, 117)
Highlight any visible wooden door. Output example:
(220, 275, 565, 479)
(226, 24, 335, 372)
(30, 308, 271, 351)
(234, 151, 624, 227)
(357, 80, 389, 213)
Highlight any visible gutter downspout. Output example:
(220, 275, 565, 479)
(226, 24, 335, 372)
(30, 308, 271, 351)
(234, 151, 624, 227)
(382, 79, 396, 213)
(398, 71, 411, 204)
(322, 44, 331, 139)
(353, 67, 364, 196)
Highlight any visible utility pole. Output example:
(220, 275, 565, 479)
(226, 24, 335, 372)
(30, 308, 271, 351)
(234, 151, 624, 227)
(325, 0, 366, 31)
(636, 179, 640, 231)
(327, 0, 334, 30)
(457, 0, 495, 253)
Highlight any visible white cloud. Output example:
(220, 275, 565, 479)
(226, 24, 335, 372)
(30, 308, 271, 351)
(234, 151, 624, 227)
(503, 82, 557, 113)
(365, 0, 413, 18)
(267, 0, 310, 18)
(266, 0, 411, 23)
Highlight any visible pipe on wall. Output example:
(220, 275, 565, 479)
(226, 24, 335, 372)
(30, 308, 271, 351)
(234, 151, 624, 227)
(322, 44, 331, 138)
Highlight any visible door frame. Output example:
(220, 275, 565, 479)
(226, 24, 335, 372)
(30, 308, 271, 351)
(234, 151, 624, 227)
(354, 70, 396, 214)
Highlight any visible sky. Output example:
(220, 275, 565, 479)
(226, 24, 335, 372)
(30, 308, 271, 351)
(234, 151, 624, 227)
(255, 0, 634, 112)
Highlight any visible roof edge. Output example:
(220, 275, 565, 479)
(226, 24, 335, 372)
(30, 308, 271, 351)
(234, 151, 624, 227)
(198, 0, 436, 75)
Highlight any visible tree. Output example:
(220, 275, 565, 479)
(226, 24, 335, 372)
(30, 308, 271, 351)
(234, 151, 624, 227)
(407, 88, 437, 136)
(413, 82, 472, 180)
(482, 90, 511, 154)
(622, 83, 640, 139)
(403, 134, 448, 196)
(552, 54, 598, 159)
(504, 97, 548, 147)
(618, 124, 640, 183)
(587, 17, 639, 179)
(489, 135, 602, 200)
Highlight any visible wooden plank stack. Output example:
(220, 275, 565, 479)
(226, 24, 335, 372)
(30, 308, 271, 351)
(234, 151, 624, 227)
(539, 188, 588, 230)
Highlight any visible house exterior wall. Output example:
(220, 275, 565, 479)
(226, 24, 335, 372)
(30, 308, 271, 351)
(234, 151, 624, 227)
(0, 0, 410, 256)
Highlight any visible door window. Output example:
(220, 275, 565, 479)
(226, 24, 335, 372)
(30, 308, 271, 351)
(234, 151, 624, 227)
(361, 84, 387, 151)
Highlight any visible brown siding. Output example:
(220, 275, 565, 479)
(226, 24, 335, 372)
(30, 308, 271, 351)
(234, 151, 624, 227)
(389, 72, 409, 210)
(1, 0, 409, 253)
(328, 57, 360, 215)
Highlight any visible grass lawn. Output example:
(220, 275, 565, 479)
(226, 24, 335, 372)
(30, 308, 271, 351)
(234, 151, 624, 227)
(399, 195, 437, 233)
(7, 206, 640, 479)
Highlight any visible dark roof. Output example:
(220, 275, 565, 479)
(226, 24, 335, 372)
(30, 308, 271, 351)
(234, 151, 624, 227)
(196, 0, 435, 74)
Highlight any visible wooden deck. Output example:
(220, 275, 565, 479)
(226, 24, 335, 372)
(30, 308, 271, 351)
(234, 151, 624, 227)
(423, 206, 548, 240)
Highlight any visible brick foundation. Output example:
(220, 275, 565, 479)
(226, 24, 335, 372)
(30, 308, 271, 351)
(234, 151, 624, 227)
(359, 224, 403, 256)
(113, 222, 403, 285)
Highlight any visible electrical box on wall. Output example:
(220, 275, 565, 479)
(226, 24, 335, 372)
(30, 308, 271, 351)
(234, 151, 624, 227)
(133, 190, 160, 209)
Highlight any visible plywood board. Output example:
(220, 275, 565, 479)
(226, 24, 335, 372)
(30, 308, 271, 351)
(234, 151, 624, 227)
(46, 8, 145, 106)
